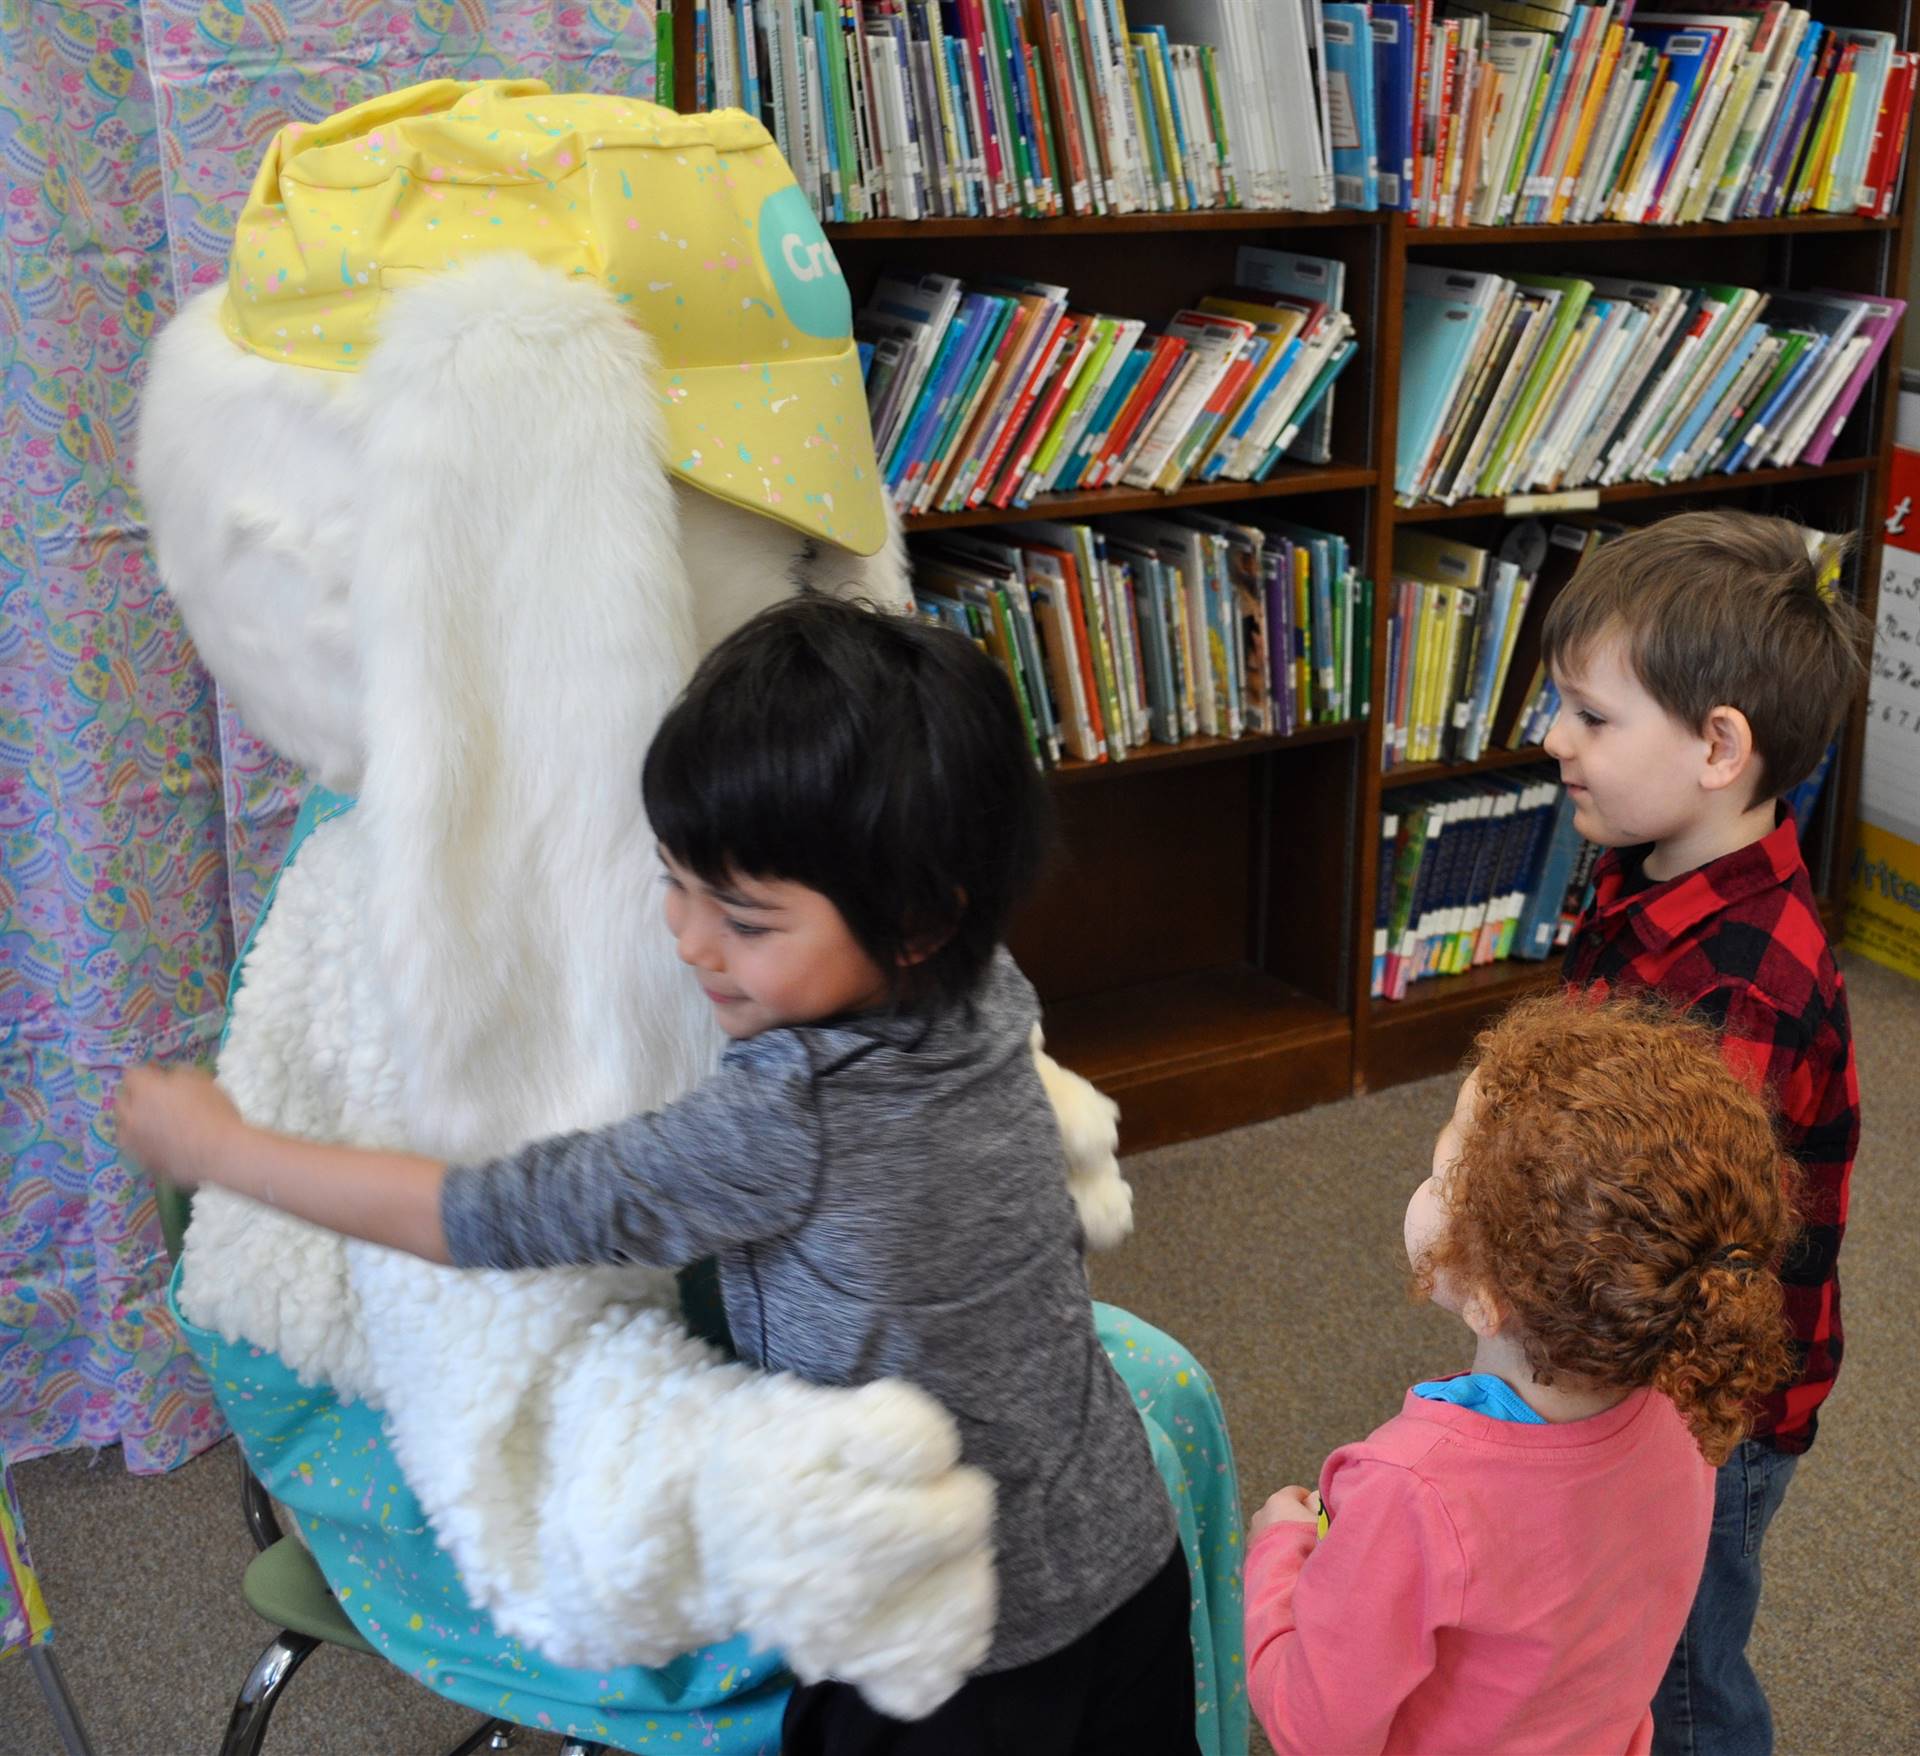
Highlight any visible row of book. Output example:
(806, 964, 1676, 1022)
(1381, 523, 1553, 768)
(1390, 2, 1917, 229)
(1495, 520, 1622, 750)
(1373, 731, 1842, 1003)
(910, 514, 1371, 764)
(860, 246, 1354, 515)
(1372, 770, 1597, 1000)
(675, 0, 1916, 228)
(1394, 516, 1855, 772)
(1508, 665, 1562, 749)
(1398, 269, 1905, 504)
(687, 0, 1341, 220)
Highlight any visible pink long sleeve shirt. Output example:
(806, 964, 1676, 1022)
(1246, 1383, 1714, 1756)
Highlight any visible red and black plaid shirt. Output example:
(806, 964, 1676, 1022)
(1562, 812, 1859, 1454)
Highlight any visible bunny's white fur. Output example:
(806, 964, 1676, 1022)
(142, 258, 1128, 1716)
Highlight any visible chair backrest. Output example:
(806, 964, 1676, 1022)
(153, 1180, 191, 1266)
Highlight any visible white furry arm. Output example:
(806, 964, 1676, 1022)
(1031, 1025, 1134, 1251)
(175, 820, 396, 1393)
(475, 1300, 996, 1718)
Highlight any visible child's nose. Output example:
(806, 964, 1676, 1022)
(1543, 712, 1571, 758)
(675, 918, 724, 972)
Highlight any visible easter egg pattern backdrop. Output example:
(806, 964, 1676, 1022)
(2, 0, 660, 1473)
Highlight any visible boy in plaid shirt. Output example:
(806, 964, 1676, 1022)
(1541, 510, 1867, 1756)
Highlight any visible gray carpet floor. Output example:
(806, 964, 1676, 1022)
(6, 957, 1916, 1756)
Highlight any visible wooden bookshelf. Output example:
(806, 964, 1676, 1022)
(1366, 960, 1563, 1089)
(1050, 720, 1361, 787)
(1391, 458, 1878, 523)
(671, 7, 1913, 1145)
(1382, 745, 1549, 789)
(905, 462, 1376, 532)
(824, 210, 1387, 240)
(1416, 214, 1901, 246)
(1038, 966, 1352, 1152)
(1355, 157, 1918, 1091)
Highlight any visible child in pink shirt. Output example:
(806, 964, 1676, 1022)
(1245, 993, 1798, 1756)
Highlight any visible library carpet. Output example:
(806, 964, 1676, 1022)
(6, 959, 1916, 1756)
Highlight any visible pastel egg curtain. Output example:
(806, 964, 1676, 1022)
(1, 0, 661, 1473)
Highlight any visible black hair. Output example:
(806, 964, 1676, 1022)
(642, 593, 1054, 1011)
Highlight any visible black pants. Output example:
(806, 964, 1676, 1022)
(781, 1540, 1198, 1755)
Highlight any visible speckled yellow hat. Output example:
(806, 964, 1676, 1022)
(221, 78, 884, 554)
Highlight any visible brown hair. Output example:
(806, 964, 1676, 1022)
(1415, 992, 1798, 1466)
(1540, 510, 1869, 802)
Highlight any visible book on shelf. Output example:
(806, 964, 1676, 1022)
(1370, 2, 1418, 207)
(1325, 2, 1382, 207)
(1395, 266, 1905, 504)
(1801, 289, 1909, 464)
(659, 0, 678, 99)
(1490, 518, 1621, 747)
(1381, 523, 1552, 769)
(911, 512, 1370, 765)
(1509, 665, 1560, 746)
(1373, 767, 1595, 1001)
(1498, 515, 1857, 761)
(1374, 1, 1916, 228)
(694, 0, 1349, 219)
(858, 252, 1357, 513)
(1233, 244, 1353, 465)
(691, 2, 1913, 227)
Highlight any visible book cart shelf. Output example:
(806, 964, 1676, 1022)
(669, 0, 1916, 1150)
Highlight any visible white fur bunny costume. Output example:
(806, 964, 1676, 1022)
(136, 83, 1133, 1721)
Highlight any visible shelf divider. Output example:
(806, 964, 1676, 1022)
(905, 463, 1376, 533)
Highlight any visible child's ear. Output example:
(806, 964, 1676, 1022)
(896, 891, 966, 967)
(1699, 704, 1757, 796)
(896, 934, 946, 969)
(1460, 1284, 1508, 1340)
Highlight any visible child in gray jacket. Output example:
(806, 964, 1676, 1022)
(121, 595, 1195, 1756)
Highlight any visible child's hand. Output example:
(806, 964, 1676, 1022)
(1249, 1485, 1322, 1539)
(116, 1064, 241, 1190)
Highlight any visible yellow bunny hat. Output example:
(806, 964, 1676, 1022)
(221, 78, 886, 555)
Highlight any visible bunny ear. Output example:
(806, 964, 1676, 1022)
(349, 256, 717, 1160)
(136, 289, 366, 791)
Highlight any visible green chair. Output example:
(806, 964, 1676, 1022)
(155, 1182, 604, 1756)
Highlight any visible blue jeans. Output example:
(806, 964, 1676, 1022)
(1651, 1439, 1800, 1756)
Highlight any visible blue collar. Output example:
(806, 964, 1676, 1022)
(1411, 1372, 1547, 1424)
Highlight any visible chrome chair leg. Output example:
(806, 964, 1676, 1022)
(218, 1630, 319, 1756)
(443, 1720, 516, 1755)
(556, 1741, 608, 1755)
(239, 1459, 283, 1552)
(26, 1646, 97, 1756)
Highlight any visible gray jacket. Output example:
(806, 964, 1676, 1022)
(441, 948, 1176, 1672)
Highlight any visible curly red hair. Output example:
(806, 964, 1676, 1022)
(1415, 992, 1799, 1465)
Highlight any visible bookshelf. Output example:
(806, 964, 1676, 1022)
(1391, 455, 1877, 520)
(905, 460, 1377, 528)
(667, 1, 1915, 1150)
